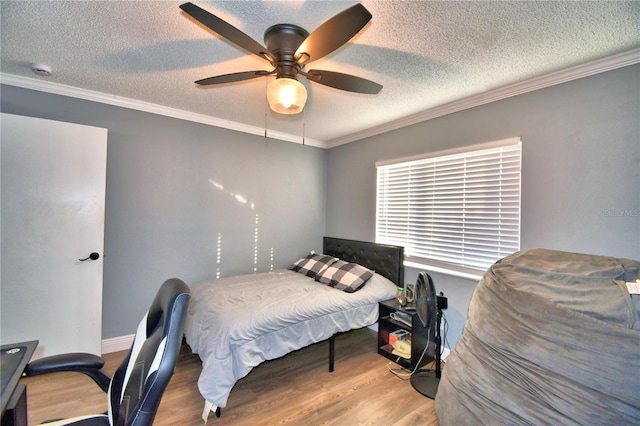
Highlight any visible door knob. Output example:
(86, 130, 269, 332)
(79, 252, 100, 261)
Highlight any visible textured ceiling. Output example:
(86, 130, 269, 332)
(1, 1, 639, 146)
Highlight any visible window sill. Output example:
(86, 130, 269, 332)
(404, 259, 484, 281)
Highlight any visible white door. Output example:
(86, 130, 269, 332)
(1, 113, 107, 359)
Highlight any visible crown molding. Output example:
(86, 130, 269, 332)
(2, 48, 637, 150)
(0, 73, 325, 148)
(326, 48, 640, 148)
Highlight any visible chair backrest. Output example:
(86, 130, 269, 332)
(107, 278, 190, 426)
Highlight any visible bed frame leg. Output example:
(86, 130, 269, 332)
(329, 334, 335, 372)
(216, 407, 221, 418)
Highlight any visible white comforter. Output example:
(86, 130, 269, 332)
(184, 269, 397, 411)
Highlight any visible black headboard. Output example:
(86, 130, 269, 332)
(323, 237, 404, 286)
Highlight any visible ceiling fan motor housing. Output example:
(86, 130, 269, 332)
(264, 24, 309, 79)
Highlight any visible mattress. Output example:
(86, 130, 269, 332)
(435, 248, 640, 425)
(184, 269, 397, 411)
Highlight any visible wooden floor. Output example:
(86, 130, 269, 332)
(23, 328, 440, 425)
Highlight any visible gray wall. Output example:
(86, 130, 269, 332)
(326, 64, 640, 347)
(1, 85, 327, 339)
(2, 64, 638, 346)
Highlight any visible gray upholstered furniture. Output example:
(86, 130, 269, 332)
(436, 249, 640, 425)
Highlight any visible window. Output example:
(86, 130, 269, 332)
(376, 138, 521, 279)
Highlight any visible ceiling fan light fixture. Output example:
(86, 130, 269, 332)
(267, 77, 307, 115)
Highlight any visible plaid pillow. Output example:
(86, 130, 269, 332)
(289, 253, 338, 278)
(314, 260, 374, 293)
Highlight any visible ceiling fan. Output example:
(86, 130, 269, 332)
(179, 2, 382, 114)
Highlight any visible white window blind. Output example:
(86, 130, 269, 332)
(376, 138, 521, 278)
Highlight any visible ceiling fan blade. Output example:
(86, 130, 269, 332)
(195, 70, 270, 85)
(180, 2, 267, 59)
(295, 3, 372, 63)
(306, 70, 382, 94)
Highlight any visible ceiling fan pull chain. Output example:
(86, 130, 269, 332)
(302, 106, 306, 145)
(264, 77, 268, 138)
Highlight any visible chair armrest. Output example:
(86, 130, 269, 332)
(25, 353, 111, 393)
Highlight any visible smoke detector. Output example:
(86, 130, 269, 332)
(30, 63, 52, 77)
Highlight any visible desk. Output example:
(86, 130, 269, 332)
(1, 341, 38, 426)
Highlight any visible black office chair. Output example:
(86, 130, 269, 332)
(24, 278, 190, 426)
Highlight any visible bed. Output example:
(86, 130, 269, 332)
(435, 248, 640, 425)
(184, 237, 404, 421)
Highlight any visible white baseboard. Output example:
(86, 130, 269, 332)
(101, 334, 134, 354)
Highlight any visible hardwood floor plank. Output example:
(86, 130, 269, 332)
(23, 328, 440, 425)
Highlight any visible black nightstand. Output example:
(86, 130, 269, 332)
(377, 299, 416, 369)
